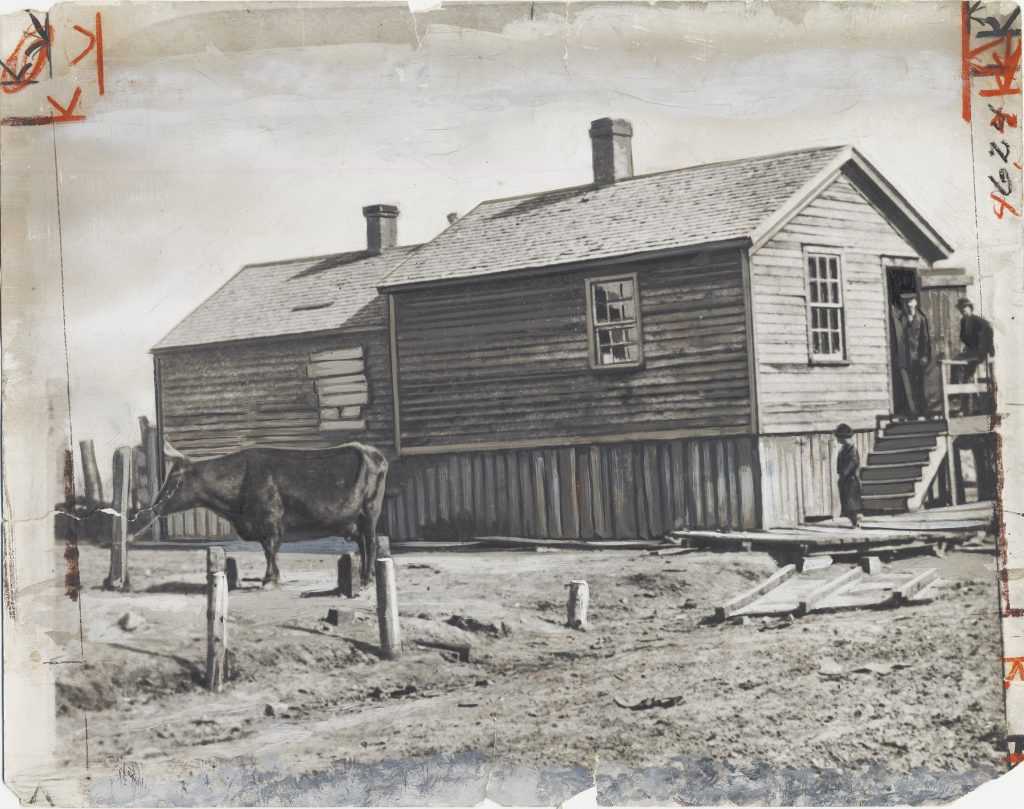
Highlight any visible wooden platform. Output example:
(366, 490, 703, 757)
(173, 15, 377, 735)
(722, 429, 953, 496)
(673, 501, 993, 558)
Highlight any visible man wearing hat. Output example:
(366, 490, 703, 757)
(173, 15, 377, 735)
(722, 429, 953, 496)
(956, 298, 994, 378)
(834, 423, 862, 528)
(891, 292, 932, 419)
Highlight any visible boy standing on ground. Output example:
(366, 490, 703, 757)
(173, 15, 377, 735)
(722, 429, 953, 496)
(835, 423, 863, 528)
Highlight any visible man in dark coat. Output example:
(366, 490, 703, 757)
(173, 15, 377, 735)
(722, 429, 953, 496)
(955, 297, 995, 413)
(891, 292, 932, 418)
(834, 423, 862, 528)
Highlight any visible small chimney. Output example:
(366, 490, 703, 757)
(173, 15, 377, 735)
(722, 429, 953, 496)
(362, 204, 399, 253)
(589, 117, 634, 185)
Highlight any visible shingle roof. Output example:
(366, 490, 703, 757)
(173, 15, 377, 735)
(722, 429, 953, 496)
(380, 146, 850, 289)
(153, 246, 419, 350)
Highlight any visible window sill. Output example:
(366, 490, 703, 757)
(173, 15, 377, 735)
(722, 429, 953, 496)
(590, 359, 646, 372)
(808, 357, 851, 367)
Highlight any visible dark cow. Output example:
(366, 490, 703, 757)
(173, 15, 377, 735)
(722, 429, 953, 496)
(152, 443, 388, 586)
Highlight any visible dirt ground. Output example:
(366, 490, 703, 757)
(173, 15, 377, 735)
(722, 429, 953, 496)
(54, 540, 1006, 804)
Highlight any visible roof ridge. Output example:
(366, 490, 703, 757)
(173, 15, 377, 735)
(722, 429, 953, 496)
(242, 243, 420, 270)
(465, 144, 851, 209)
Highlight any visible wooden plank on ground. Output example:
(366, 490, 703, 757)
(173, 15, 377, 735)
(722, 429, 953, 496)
(799, 568, 862, 614)
(715, 564, 797, 621)
(895, 568, 939, 604)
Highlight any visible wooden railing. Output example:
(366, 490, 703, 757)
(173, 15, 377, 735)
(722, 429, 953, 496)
(939, 359, 993, 424)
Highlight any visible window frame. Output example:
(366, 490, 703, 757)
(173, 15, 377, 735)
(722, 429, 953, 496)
(585, 271, 644, 370)
(802, 248, 849, 365)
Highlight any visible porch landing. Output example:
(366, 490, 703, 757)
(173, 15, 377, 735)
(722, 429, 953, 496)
(668, 501, 994, 559)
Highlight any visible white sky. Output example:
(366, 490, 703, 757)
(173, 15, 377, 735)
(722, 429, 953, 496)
(2, 1, 977, 482)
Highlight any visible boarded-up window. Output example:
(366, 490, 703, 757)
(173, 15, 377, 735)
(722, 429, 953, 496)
(308, 347, 368, 431)
(806, 253, 846, 360)
(586, 273, 643, 367)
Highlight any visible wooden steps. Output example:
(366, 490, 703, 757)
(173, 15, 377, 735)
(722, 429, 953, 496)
(860, 418, 950, 514)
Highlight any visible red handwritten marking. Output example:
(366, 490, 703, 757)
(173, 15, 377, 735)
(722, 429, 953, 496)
(1009, 752, 1024, 766)
(0, 86, 86, 126)
(70, 13, 103, 96)
(0, 20, 50, 95)
(976, 34, 1023, 98)
(991, 191, 1020, 218)
(990, 104, 1018, 130)
(1006, 656, 1024, 689)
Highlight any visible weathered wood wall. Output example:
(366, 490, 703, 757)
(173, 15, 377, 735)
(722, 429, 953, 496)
(759, 429, 874, 527)
(380, 436, 760, 540)
(156, 325, 392, 459)
(392, 248, 752, 449)
(156, 317, 393, 540)
(750, 173, 917, 434)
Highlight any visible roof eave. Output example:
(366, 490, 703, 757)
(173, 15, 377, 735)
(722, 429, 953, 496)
(377, 237, 753, 293)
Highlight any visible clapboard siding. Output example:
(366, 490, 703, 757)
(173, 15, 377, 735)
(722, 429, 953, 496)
(750, 174, 916, 433)
(156, 320, 394, 540)
(380, 436, 760, 540)
(758, 429, 874, 527)
(393, 249, 752, 448)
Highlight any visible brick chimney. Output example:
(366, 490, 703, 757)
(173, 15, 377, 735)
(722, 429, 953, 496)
(362, 204, 399, 253)
(589, 117, 634, 185)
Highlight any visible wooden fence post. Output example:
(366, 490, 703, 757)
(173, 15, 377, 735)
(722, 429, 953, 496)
(226, 557, 239, 591)
(104, 447, 132, 591)
(375, 557, 401, 659)
(376, 535, 391, 559)
(80, 439, 103, 505)
(338, 552, 358, 598)
(567, 580, 589, 629)
(206, 547, 228, 692)
(141, 416, 162, 541)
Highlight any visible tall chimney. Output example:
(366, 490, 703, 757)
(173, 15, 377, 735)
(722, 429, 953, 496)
(589, 117, 634, 185)
(362, 204, 399, 254)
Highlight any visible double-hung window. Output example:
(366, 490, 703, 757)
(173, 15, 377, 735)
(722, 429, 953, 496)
(805, 252, 847, 361)
(586, 273, 643, 367)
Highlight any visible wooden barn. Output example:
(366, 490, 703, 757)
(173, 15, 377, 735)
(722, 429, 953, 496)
(376, 119, 990, 540)
(151, 205, 415, 539)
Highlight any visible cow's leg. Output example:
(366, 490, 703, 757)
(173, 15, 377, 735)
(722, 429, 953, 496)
(358, 513, 377, 587)
(263, 524, 283, 586)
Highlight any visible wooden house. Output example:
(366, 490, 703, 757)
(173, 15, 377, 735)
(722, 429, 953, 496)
(151, 205, 415, 539)
(376, 118, 987, 540)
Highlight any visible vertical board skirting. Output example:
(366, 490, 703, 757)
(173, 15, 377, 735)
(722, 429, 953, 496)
(757, 429, 876, 528)
(375, 436, 762, 541)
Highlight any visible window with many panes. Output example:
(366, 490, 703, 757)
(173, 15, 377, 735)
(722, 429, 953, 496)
(587, 274, 643, 367)
(806, 252, 846, 360)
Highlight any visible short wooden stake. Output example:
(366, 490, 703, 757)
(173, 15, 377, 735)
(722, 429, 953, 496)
(206, 547, 229, 692)
(376, 535, 391, 558)
(226, 557, 239, 591)
(567, 580, 589, 630)
(375, 557, 401, 659)
(860, 555, 881, 575)
(104, 446, 132, 591)
(80, 439, 104, 505)
(338, 552, 358, 598)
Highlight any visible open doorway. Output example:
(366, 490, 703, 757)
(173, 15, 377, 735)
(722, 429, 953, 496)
(885, 265, 920, 415)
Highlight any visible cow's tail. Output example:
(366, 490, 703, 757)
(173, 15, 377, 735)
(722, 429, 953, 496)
(359, 445, 389, 524)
